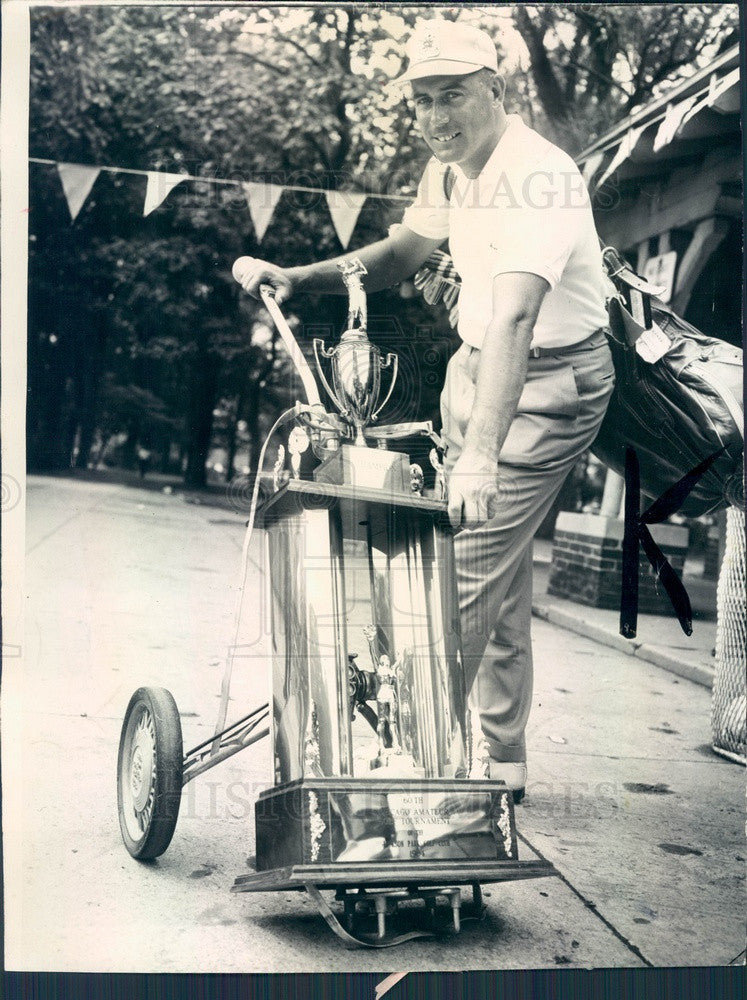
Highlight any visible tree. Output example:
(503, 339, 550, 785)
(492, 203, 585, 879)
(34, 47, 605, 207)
(28, 5, 462, 483)
(512, 4, 739, 152)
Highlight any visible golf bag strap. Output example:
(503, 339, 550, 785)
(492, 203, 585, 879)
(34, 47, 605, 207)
(600, 245, 665, 297)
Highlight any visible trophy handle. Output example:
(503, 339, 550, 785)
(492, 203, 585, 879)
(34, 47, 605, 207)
(312, 338, 345, 413)
(371, 353, 398, 421)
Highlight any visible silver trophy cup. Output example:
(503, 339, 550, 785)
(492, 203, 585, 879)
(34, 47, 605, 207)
(312, 259, 398, 447)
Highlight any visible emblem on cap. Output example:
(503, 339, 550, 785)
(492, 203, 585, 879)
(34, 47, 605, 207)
(415, 30, 440, 60)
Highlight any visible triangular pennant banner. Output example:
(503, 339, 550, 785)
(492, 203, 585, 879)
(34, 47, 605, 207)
(707, 67, 740, 112)
(596, 126, 644, 189)
(581, 150, 604, 186)
(682, 68, 742, 126)
(143, 171, 188, 217)
(57, 163, 100, 221)
(653, 96, 696, 152)
(242, 182, 284, 243)
(325, 190, 367, 249)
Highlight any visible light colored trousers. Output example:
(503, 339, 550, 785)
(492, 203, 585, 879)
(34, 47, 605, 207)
(441, 332, 615, 764)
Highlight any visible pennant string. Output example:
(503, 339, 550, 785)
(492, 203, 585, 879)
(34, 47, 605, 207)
(31, 54, 739, 210)
(575, 63, 737, 168)
(30, 157, 411, 202)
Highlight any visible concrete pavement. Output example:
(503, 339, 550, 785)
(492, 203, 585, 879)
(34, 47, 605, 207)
(3, 474, 744, 972)
(531, 538, 718, 690)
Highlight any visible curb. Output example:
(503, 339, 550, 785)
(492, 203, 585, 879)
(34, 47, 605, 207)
(532, 600, 714, 690)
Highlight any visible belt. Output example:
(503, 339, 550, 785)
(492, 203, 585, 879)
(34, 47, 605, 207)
(528, 327, 608, 358)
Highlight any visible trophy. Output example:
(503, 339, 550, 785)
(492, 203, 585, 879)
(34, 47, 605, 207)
(313, 259, 398, 448)
(306, 258, 445, 492)
(116, 256, 555, 947)
(229, 259, 555, 941)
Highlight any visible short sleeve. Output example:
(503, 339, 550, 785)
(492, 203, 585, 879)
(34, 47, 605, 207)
(488, 167, 589, 288)
(401, 157, 451, 240)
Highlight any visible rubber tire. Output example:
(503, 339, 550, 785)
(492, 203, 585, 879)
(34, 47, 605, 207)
(117, 686, 183, 860)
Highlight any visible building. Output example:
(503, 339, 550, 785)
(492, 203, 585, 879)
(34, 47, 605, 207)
(548, 44, 742, 611)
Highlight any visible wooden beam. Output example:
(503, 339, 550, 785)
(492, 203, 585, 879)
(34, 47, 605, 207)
(636, 240, 650, 272)
(715, 194, 743, 218)
(595, 149, 739, 248)
(600, 470, 625, 518)
(671, 218, 730, 315)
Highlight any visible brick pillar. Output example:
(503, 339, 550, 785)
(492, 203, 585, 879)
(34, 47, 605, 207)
(548, 511, 689, 613)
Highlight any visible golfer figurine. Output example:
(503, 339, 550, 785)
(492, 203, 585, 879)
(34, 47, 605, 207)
(287, 426, 310, 479)
(429, 447, 447, 501)
(272, 444, 287, 491)
(374, 652, 404, 761)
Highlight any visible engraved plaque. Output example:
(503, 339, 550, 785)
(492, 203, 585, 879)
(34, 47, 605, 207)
(255, 778, 517, 871)
(313, 444, 410, 492)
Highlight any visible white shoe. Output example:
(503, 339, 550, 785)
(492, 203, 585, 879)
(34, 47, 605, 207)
(488, 761, 527, 803)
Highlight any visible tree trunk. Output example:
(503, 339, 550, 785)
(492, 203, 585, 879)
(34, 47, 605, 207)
(224, 389, 246, 484)
(513, 8, 573, 144)
(27, 369, 65, 470)
(184, 351, 219, 489)
(73, 343, 101, 469)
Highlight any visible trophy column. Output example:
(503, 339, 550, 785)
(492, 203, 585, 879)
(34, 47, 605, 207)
(250, 480, 517, 872)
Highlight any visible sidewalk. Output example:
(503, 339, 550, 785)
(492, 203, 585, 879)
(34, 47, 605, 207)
(532, 538, 717, 690)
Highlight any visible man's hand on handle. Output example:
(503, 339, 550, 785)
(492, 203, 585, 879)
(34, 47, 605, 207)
(447, 448, 502, 531)
(232, 256, 294, 305)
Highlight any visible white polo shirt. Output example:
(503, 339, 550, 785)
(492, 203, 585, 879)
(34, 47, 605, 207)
(402, 115, 609, 351)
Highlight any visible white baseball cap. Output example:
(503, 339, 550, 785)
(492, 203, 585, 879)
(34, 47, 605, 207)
(395, 21, 499, 85)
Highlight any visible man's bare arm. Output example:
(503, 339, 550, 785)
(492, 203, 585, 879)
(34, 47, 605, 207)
(234, 226, 442, 303)
(447, 271, 549, 528)
(464, 272, 549, 459)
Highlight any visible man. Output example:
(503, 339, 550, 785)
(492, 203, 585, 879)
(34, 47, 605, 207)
(234, 20, 614, 800)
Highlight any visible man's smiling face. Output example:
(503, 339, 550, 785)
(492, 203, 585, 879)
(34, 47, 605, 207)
(410, 70, 504, 178)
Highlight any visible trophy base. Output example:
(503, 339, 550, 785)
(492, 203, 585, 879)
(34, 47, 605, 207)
(313, 444, 410, 493)
(253, 777, 519, 872)
(232, 857, 556, 894)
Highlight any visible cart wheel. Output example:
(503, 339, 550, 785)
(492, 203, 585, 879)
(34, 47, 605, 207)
(117, 686, 183, 860)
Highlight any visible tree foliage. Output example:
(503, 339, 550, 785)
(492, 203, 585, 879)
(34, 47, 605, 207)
(512, 4, 739, 152)
(28, 5, 457, 483)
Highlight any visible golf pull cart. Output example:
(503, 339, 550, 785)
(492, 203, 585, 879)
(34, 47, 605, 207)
(117, 260, 556, 947)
